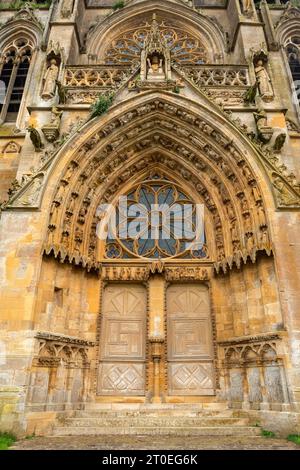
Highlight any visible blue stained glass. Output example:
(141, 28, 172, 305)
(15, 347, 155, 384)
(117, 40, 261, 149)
(105, 181, 206, 260)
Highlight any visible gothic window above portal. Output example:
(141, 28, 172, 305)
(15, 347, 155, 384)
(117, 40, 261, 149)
(104, 177, 207, 260)
(286, 36, 300, 107)
(104, 21, 208, 66)
(0, 38, 33, 123)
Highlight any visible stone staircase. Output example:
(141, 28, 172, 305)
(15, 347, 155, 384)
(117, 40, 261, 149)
(53, 403, 261, 436)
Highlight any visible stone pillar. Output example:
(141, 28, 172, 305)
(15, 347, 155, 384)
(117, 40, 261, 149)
(258, 361, 270, 411)
(148, 275, 166, 402)
(65, 362, 75, 409)
(149, 338, 164, 404)
(242, 363, 251, 410)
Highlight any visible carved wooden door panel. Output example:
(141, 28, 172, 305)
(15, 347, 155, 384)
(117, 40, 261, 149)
(97, 284, 146, 396)
(167, 283, 215, 396)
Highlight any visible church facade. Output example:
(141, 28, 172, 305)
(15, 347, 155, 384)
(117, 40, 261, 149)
(0, 0, 300, 437)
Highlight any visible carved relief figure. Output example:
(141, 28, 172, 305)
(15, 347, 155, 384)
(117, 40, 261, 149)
(42, 59, 59, 100)
(20, 175, 43, 206)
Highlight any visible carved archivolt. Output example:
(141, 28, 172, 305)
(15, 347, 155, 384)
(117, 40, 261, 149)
(41, 97, 275, 274)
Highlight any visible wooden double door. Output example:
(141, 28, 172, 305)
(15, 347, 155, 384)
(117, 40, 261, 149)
(97, 281, 215, 398)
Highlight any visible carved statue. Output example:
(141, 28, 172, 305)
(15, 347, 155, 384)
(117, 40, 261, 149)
(254, 59, 274, 102)
(42, 59, 59, 100)
(49, 201, 60, 228)
(253, 109, 274, 143)
(240, 0, 253, 15)
(27, 126, 44, 151)
(60, 0, 74, 19)
(257, 204, 267, 229)
(273, 132, 286, 152)
(147, 54, 165, 81)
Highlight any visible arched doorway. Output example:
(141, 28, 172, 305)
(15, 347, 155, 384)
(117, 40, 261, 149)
(96, 173, 215, 401)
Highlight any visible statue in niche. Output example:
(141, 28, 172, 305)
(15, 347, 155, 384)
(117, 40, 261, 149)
(254, 57, 274, 102)
(140, 14, 171, 82)
(147, 54, 165, 81)
(49, 201, 60, 228)
(42, 59, 59, 100)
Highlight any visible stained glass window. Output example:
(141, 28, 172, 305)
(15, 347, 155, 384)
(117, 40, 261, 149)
(104, 177, 208, 260)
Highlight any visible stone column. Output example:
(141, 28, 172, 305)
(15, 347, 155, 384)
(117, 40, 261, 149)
(65, 362, 75, 409)
(149, 338, 164, 404)
(258, 360, 270, 411)
(148, 275, 166, 402)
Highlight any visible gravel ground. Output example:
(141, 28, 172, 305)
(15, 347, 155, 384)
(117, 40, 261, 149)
(11, 435, 300, 450)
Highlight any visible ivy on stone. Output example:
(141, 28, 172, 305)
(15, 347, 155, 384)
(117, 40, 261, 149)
(89, 93, 114, 120)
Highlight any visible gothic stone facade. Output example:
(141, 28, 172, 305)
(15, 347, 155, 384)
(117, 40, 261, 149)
(0, 0, 300, 437)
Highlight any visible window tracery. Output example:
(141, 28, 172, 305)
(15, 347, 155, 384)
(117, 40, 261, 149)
(104, 177, 208, 260)
(104, 21, 208, 66)
(0, 38, 33, 122)
(285, 36, 300, 106)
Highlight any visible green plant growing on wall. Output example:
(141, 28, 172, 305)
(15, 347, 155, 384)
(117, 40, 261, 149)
(89, 93, 114, 120)
(112, 0, 124, 11)
(261, 429, 276, 438)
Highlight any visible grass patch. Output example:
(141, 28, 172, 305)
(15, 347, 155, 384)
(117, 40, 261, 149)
(0, 432, 17, 450)
(261, 429, 276, 438)
(287, 434, 300, 446)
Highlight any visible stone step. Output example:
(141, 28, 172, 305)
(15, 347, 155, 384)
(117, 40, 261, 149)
(74, 409, 234, 418)
(85, 403, 228, 411)
(53, 426, 261, 437)
(62, 417, 249, 427)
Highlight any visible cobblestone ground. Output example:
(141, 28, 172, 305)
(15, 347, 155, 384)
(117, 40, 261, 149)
(11, 435, 300, 450)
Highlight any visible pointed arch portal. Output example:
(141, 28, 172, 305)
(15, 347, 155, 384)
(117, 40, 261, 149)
(5, 85, 286, 403)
